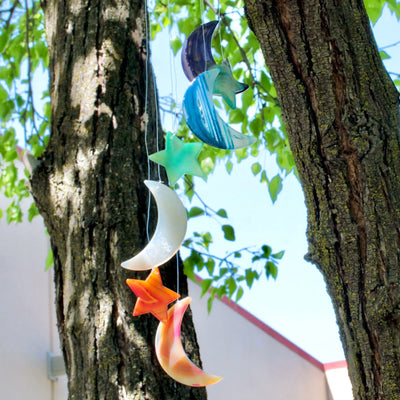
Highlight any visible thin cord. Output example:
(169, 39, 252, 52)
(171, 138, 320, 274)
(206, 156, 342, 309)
(167, 0, 179, 133)
(168, 0, 180, 295)
(217, 0, 224, 59)
(154, 84, 161, 181)
(144, 0, 151, 241)
(200, 0, 206, 72)
(176, 255, 180, 296)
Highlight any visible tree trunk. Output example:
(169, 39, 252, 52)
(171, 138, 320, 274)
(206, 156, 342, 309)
(244, 0, 400, 399)
(30, 1, 207, 399)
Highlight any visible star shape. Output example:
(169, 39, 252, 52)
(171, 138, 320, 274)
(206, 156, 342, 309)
(212, 59, 249, 110)
(149, 132, 205, 185)
(126, 267, 180, 323)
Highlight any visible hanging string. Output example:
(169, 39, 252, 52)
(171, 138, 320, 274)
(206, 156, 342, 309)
(167, 0, 179, 133)
(167, 0, 180, 295)
(200, 0, 207, 73)
(143, 0, 151, 241)
(154, 81, 161, 181)
(176, 255, 180, 295)
(217, 0, 225, 59)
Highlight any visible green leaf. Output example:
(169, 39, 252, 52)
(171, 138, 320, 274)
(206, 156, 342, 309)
(272, 250, 285, 259)
(229, 109, 244, 124)
(6, 201, 22, 223)
(262, 245, 272, 258)
(170, 37, 182, 55)
(216, 208, 228, 218)
(227, 277, 237, 298)
(206, 258, 215, 275)
(226, 160, 233, 174)
(249, 117, 263, 137)
(188, 206, 205, 218)
(265, 261, 278, 279)
(183, 258, 196, 281)
(200, 279, 213, 297)
(268, 175, 283, 203)
(222, 224, 235, 241)
(45, 249, 54, 271)
(27, 202, 39, 222)
(251, 162, 262, 176)
(379, 50, 390, 60)
(219, 267, 228, 278)
(207, 295, 214, 314)
(364, 0, 385, 24)
(245, 268, 259, 288)
(235, 286, 244, 302)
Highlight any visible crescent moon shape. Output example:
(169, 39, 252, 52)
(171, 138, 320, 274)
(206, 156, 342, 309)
(121, 180, 187, 271)
(181, 21, 219, 81)
(155, 297, 222, 387)
(183, 68, 257, 149)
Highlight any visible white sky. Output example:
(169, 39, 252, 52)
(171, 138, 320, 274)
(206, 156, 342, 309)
(151, 6, 400, 363)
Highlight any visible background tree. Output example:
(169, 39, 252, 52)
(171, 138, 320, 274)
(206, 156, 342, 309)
(243, 0, 400, 399)
(1, 0, 399, 399)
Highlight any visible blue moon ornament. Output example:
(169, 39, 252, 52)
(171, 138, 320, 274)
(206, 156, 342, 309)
(183, 67, 256, 150)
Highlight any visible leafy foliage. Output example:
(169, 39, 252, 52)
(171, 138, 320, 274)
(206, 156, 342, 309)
(151, 0, 400, 308)
(0, 0, 399, 295)
(0, 0, 49, 223)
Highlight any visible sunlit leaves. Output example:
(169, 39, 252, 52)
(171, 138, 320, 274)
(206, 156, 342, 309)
(187, 206, 205, 218)
(0, 0, 49, 224)
(268, 175, 283, 203)
(45, 248, 54, 271)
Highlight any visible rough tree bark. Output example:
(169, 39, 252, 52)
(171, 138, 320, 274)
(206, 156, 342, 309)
(30, 1, 207, 399)
(244, 0, 400, 399)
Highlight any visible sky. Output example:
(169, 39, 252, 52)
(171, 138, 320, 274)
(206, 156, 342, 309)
(151, 5, 400, 363)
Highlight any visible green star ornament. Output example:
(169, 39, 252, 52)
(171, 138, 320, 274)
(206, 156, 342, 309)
(212, 59, 249, 110)
(149, 132, 205, 185)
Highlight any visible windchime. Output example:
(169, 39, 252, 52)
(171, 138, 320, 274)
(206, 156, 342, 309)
(122, 17, 255, 387)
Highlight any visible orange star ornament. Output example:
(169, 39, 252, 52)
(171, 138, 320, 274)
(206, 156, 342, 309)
(126, 267, 180, 323)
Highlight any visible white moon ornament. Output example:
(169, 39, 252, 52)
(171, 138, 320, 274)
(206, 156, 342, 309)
(121, 180, 187, 271)
(155, 297, 222, 387)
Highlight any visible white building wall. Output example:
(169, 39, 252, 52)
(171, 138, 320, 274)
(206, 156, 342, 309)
(188, 281, 330, 400)
(0, 194, 67, 399)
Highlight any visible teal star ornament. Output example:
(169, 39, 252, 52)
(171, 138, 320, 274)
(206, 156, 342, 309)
(149, 132, 205, 185)
(212, 59, 249, 110)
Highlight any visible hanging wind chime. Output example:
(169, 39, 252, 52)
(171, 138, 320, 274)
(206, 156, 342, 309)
(122, 6, 255, 387)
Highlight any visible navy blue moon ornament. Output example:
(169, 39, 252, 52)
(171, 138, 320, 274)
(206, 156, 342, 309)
(181, 21, 219, 81)
(183, 67, 256, 150)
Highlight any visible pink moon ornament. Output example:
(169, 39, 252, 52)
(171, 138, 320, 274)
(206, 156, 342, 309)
(155, 297, 222, 387)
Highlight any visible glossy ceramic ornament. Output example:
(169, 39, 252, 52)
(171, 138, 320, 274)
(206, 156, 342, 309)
(181, 21, 218, 81)
(121, 180, 187, 271)
(155, 297, 222, 387)
(126, 267, 180, 323)
(211, 59, 248, 110)
(181, 22, 248, 105)
(183, 68, 256, 149)
(149, 132, 205, 185)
